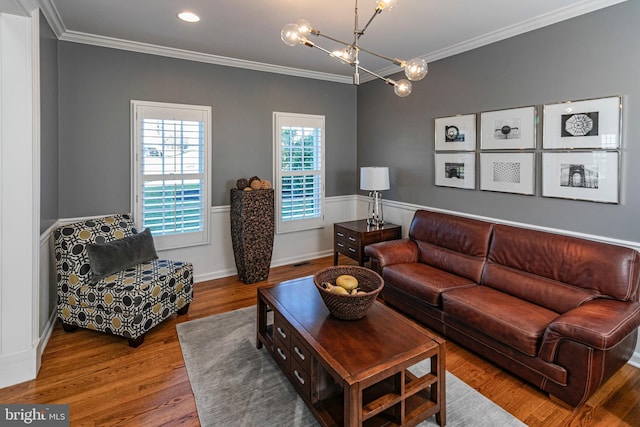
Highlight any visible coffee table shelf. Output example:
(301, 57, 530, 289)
(257, 276, 446, 427)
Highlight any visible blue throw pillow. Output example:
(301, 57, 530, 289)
(87, 228, 158, 284)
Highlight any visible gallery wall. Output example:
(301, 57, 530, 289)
(57, 43, 358, 217)
(357, 0, 640, 243)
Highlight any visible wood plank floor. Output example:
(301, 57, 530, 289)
(1, 255, 638, 426)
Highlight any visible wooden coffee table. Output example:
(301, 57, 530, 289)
(257, 276, 446, 426)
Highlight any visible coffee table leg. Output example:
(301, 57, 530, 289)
(344, 384, 360, 427)
(257, 296, 265, 349)
(433, 346, 446, 426)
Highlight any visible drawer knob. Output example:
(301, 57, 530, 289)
(294, 370, 305, 385)
(277, 327, 287, 339)
(294, 346, 305, 360)
(348, 236, 356, 242)
(337, 232, 344, 237)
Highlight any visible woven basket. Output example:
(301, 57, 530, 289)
(313, 266, 384, 320)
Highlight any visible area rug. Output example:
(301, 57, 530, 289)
(177, 306, 527, 427)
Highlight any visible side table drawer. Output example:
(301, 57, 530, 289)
(274, 336, 290, 371)
(346, 231, 361, 257)
(335, 227, 347, 255)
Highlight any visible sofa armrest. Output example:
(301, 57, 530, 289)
(539, 299, 640, 362)
(364, 239, 418, 272)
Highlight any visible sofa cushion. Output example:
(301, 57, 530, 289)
(482, 263, 599, 314)
(443, 286, 558, 356)
(409, 210, 493, 282)
(487, 224, 640, 302)
(383, 263, 477, 307)
(87, 228, 158, 284)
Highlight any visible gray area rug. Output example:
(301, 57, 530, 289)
(177, 306, 527, 427)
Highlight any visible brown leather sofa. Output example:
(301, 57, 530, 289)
(364, 209, 640, 407)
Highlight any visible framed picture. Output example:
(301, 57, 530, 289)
(435, 152, 476, 189)
(480, 152, 535, 195)
(542, 151, 619, 203)
(435, 114, 476, 151)
(480, 106, 536, 150)
(543, 96, 621, 149)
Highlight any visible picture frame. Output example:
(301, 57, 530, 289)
(480, 152, 535, 195)
(543, 96, 621, 149)
(480, 106, 536, 150)
(434, 152, 476, 189)
(434, 114, 476, 151)
(542, 151, 619, 203)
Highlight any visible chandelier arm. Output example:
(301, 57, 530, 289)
(356, 64, 394, 85)
(314, 32, 352, 48)
(359, 8, 382, 37)
(356, 45, 403, 66)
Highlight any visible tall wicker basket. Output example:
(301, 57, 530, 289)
(313, 266, 384, 320)
(230, 188, 275, 284)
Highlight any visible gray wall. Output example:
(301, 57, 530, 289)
(39, 12, 58, 233)
(58, 44, 357, 216)
(358, 1, 640, 242)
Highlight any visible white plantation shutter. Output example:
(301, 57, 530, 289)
(274, 112, 325, 233)
(132, 101, 211, 249)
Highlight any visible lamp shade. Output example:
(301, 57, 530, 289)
(360, 167, 390, 191)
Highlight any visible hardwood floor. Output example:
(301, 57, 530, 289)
(1, 255, 638, 426)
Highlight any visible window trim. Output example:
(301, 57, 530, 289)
(273, 112, 325, 234)
(131, 100, 212, 250)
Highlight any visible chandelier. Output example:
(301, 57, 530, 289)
(281, 0, 428, 97)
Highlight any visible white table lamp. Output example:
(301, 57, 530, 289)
(360, 166, 390, 227)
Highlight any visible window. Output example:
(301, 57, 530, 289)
(273, 112, 325, 233)
(131, 101, 211, 250)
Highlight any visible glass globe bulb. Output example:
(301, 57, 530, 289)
(281, 23, 301, 46)
(404, 58, 428, 81)
(394, 79, 412, 97)
(295, 19, 312, 36)
(377, 0, 399, 11)
(331, 47, 356, 63)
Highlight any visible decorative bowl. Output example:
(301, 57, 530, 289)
(313, 266, 384, 320)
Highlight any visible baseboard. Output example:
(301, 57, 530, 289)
(193, 249, 334, 283)
(0, 349, 38, 389)
(629, 352, 640, 369)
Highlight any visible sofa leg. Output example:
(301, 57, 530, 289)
(62, 323, 78, 333)
(128, 335, 145, 348)
(177, 303, 191, 316)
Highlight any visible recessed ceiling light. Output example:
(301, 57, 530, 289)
(178, 11, 200, 23)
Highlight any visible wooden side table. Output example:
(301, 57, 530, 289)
(334, 219, 401, 266)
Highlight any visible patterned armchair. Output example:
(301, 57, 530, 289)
(54, 214, 194, 347)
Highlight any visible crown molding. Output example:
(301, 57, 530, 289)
(60, 30, 353, 84)
(36, 0, 65, 37)
(36, 0, 627, 84)
(363, 0, 629, 82)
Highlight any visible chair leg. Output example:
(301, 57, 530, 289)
(177, 303, 191, 316)
(62, 323, 78, 333)
(128, 334, 145, 348)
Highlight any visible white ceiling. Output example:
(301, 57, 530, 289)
(20, 0, 631, 82)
